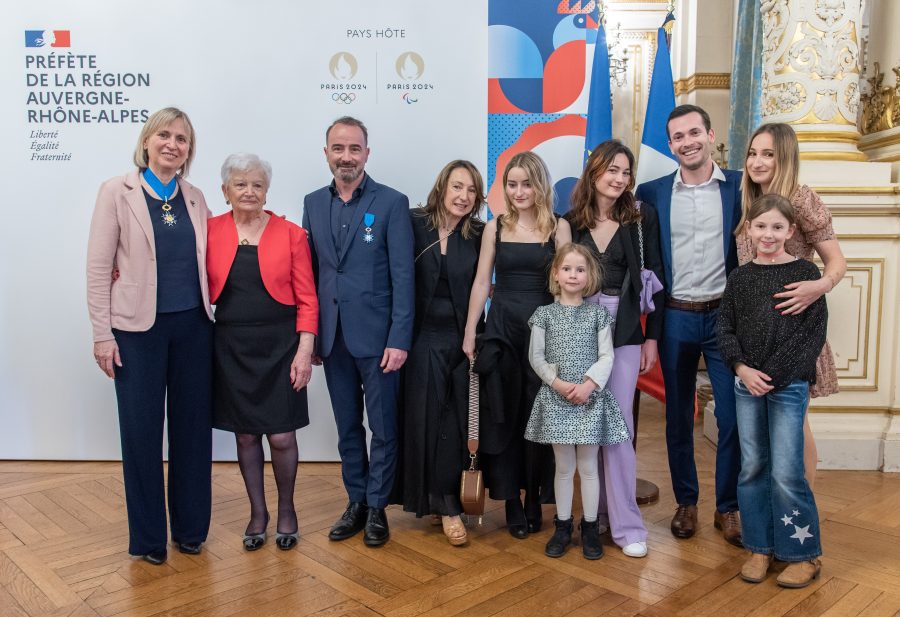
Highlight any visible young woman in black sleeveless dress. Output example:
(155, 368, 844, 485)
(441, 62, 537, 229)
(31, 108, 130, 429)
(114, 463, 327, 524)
(463, 152, 571, 538)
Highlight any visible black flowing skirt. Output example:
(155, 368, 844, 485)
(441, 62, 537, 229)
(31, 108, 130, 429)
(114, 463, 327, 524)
(477, 288, 555, 502)
(474, 237, 555, 503)
(393, 325, 471, 517)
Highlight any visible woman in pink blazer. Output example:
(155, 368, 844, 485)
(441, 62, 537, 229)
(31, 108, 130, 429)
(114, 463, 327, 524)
(86, 107, 214, 566)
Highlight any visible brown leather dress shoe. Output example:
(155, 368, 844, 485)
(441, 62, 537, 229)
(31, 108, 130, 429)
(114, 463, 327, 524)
(740, 552, 773, 583)
(714, 510, 743, 547)
(776, 559, 821, 588)
(670, 504, 698, 538)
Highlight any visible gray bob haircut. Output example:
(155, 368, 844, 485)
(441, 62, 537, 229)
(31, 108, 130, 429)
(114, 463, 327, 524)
(220, 153, 273, 186)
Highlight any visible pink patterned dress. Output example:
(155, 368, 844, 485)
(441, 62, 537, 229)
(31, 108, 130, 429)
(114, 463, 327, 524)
(736, 185, 840, 398)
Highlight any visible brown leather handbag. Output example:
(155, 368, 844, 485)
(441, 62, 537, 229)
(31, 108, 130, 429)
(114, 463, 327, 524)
(460, 359, 485, 517)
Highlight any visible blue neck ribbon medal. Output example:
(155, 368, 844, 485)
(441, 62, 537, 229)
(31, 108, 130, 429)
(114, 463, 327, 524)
(363, 212, 375, 243)
(143, 168, 178, 227)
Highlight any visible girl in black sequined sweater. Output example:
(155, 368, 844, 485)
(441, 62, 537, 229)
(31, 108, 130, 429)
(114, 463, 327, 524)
(717, 194, 826, 587)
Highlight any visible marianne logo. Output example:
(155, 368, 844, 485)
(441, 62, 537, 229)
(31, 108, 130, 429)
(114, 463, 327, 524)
(329, 52, 358, 80)
(25, 30, 70, 48)
(395, 52, 424, 80)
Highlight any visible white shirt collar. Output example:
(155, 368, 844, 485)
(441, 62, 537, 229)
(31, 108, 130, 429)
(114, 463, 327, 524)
(673, 162, 726, 190)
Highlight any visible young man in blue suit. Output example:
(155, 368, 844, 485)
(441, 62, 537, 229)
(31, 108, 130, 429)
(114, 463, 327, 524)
(302, 116, 414, 546)
(635, 105, 743, 547)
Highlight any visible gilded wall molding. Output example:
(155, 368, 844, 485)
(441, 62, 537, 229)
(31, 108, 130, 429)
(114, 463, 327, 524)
(808, 406, 895, 414)
(673, 73, 731, 96)
(761, 0, 861, 126)
(830, 259, 884, 392)
(810, 185, 900, 195)
(859, 128, 900, 150)
(836, 233, 900, 240)
(859, 62, 900, 134)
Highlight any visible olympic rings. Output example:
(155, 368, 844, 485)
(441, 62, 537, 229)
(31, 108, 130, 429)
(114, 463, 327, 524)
(332, 92, 356, 104)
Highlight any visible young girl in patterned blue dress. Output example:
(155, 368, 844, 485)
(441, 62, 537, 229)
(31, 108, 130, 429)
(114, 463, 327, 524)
(525, 243, 630, 559)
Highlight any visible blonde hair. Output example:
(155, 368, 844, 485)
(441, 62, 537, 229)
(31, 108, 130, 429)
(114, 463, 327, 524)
(133, 107, 196, 177)
(416, 160, 485, 240)
(548, 243, 601, 297)
(499, 151, 557, 243)
(738, 122, 800, 236)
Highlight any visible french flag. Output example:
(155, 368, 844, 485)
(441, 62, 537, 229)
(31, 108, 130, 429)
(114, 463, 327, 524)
(25, 30, 70, 48)
(635, 13, 678, 185)
(584, 19, 612, 165)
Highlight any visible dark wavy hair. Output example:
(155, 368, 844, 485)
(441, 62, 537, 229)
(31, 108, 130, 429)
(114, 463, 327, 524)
(569, 140, 640, 231)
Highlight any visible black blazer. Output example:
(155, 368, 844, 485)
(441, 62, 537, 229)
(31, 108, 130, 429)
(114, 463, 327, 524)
(566, 203, 666, 347)
(410, 210, 484, 337)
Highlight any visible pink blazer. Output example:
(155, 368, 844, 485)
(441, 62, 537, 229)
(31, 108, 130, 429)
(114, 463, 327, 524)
(86, 169, 214, 342)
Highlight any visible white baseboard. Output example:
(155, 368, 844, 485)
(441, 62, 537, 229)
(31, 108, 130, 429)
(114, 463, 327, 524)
(702, 404, 895, 471)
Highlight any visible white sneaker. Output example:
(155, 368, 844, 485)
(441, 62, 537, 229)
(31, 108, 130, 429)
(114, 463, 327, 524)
(623, 541, 647, 558)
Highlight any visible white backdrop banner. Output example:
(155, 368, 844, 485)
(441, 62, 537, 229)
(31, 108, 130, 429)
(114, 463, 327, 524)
(1, 0, 487, 460)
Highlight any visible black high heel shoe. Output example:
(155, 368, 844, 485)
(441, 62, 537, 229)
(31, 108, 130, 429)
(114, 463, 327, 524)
(276, 511, 299, 550)
(505, 499, 527, 539)
(275, 530, 299, 550)
(243, 512, 269, 552)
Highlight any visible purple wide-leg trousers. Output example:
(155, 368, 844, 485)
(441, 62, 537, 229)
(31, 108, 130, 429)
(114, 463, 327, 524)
(587, 293, 648, 547)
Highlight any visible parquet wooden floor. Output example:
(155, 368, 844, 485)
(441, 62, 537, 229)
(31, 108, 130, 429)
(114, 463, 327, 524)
(2, 398, 900, 616)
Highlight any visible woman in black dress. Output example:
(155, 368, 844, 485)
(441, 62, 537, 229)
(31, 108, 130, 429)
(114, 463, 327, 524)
(394, 160, 485, 546)
(207, 153, 318, 552)
(463, 152, 571, 538)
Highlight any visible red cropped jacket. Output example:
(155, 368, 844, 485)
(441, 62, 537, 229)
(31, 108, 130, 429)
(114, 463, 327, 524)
(207, 211, 318, 334)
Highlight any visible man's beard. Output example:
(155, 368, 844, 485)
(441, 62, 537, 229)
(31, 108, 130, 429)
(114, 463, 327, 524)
(332, 163, 362, 183)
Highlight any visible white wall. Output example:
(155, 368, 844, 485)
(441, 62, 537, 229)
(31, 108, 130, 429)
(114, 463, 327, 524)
(1, 0, 487, 460)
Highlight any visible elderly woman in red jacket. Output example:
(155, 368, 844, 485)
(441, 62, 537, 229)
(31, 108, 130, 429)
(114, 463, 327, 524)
(207, 153, 318, 552)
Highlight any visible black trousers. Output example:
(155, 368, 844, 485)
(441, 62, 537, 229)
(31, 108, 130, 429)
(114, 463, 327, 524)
(113, 308, 213, 555)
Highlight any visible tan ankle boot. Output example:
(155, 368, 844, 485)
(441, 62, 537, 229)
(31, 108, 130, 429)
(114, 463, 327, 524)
(776, 559, 821, 588)
(740, 553, 772, 583)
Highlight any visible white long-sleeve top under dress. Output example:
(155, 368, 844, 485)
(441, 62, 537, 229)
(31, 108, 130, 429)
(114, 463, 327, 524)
(523, 301, 630, 445)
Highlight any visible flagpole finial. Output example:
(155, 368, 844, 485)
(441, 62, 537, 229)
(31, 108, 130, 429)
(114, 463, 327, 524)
(595, 0, 605, 25)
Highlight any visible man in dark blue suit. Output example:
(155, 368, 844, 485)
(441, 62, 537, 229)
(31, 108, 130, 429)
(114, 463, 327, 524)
(635, 105, 743, 547)
(302, 116, 414, 546)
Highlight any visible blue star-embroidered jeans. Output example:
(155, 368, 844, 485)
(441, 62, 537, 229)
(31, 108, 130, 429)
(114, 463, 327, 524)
(735, 379, 822, 561)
